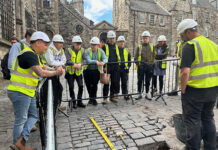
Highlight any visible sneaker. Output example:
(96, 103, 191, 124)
(135, 94, 142, 100)
(102, 99, 108, 104)
(145, 93, 152, 100)
(30, 125, 37, 132)
(92, 100, 98, 106)
(58, 105, 67, 110)
(77, 102, 86, 108)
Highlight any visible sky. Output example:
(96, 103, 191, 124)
(68, 0, 113, 24)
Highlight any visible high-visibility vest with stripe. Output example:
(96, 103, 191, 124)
(8, 47, 43, 97)
(135, 43, 154, 70)
(122, 48, 129, 69)
(176, 42, 187, 58)
(105, 44, 121, 66)
(65, 48, 84, 76)
(180, 35, 218, 88)
(84, 48, 102, 71)
(40, 46, 64, 64)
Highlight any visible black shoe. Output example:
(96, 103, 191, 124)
(73, 102, 77, 109)
(77, 102, 86, 108)
(88, 99, 93, 104)
(92, 100, 98, 106)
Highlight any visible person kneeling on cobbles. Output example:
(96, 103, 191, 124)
(84, 37, 108, 106)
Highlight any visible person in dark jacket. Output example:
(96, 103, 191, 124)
(117, 36, 131, 100)
(153, 35, 169, 94)
(102, 30, 120, 104)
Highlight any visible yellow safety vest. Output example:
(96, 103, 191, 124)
(180, 35, 218, 88)
(123, 48, 129, 69)
(8, 47, 43, 97)
(135, 43, 154, 70)
(105, 44, 121, 66)
(84, 48, 102, 71)
(65, 48, 84, 76)
(40, 46, 64, 64)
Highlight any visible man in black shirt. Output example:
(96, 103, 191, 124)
(102, 30, 120, 104)
(178, 19, 218, 150)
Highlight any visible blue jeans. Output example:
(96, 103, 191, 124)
(7, 90, 38, 144)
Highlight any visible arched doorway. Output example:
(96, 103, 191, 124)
(100, 32, 107, 44)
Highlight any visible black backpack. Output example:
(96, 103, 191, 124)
(1, 42, 24, 80)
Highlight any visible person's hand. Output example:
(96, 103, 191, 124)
(96, 61, 101, 66)
(103, 68, 107, 73)
(73, 64, 78, 69)
(100, 62, 105, 66)
(42, 65, 48, 70)
(55, 66, 62, 71)
(77, 64, 82, 68)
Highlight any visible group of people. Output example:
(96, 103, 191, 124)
(5, 18, 218, 150)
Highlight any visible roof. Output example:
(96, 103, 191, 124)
(191, 0, 215, 9)
(93, 20, 117, 30)
(130, 0, 170, 16)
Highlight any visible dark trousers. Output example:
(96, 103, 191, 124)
(84, 69, 100, 100)
(181, 87, 217, 150)
(119, 68, 128, 94)
(153, 75, 164, 92)
(137, 64, 153, 93)
(41, 76, 63, 116)
(103, 65, 120, 97)
(65, 73, 83, 104)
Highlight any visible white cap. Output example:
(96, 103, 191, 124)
(117, 36, 125, 42)
(30, 31, 50, 42)
(52, 34, 64, 43)
(72, 35, 82, 43)
(107, 30, 116, 38)
(90, 37, 100, 44)
(157, 35, 167, 42)
(141, 31, 151, 37)
(177, 19, 198, 34)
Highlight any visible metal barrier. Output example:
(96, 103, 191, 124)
(36, 79, 56, 150)
(151, 58, 180, 105)
(62, 60, 140, 112)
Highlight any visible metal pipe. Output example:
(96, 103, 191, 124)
(46, 80, 55, 150)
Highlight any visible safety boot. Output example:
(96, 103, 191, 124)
(77, 101, 86, 108)
(102, 98, 108, 104)
(15, 135, 37, 150)
(110, 95, 118, 103)
(58, 105, 67, 110)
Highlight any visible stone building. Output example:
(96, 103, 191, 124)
(114, 0, 218, 54)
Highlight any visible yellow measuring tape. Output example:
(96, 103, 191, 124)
(90, 117, 116, 150)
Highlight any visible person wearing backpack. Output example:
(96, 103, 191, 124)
(1, 37, 18, 80)
(8, 28, 36, 72)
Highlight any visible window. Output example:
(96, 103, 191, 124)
(76, 24, 83, 34)
(205, 27, 209, 37)
(205, 12, 210, 23)
(192, 9, 197, 20)
(150, 15, 155, 25)
(192, 0, 197, 4)
(160, 16, 164, 26)
(139, 13, 146, 24)
(0, 0, 15, 41)
(43, 0, 51, 8)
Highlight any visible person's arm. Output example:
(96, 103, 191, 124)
(45, 49, 64, 67)
(134, 46, 139, 64)
(81, 51, 88, 65)
(65, 48, 74, 65)
(128, 52, 131, 68)
(60, 51, 67, 66)
(180, 44, 195, 94)
(32, 65, 63, 77)
(8, 43, 20, 71)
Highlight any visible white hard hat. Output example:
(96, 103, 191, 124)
(177, 19, 198, 34)
(72, 35, 82, 43)
(141, 31, 151, 37)
(117, 36, 125, 42)
(157, 35, 167, 42)
(107, 30, 116, 38)
(90, 37, 100, 44)
(52, 34, 64, 43)
(30, 31, 50, 42)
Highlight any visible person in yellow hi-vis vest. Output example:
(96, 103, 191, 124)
(102, 31, 121, 103)
(65, 35, 87, 109)
(7, 31, 64, 150)
(117, 36, 131, 100)
(134, 31, 154, 100)
(153, 35, 169, 94)
(84, 37, 108, 105)
(178, 19, 218, 150)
